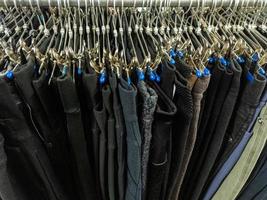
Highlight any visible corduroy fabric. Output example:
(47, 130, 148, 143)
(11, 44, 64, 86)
(173, 75, 211, 199)
(167, 72, 193, 200)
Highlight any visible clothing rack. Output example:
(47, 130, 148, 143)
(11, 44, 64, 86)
(0, 0, 262, 8)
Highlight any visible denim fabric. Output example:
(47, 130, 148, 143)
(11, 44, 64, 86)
(57, 76, 99, 200)
(109, 71, 126, 200)
(137, 81, 158, 199)
(118, 78, 142, 200)
(203, 89, 267, 200)
(173, 75, 211, 199)
(212, 104, 267, 200)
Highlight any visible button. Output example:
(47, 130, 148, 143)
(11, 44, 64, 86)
(258, 118, 263, 124)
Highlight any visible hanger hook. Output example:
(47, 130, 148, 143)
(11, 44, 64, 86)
(28, 0, 34, 11)
(78, 0, 80, 10)
(3, 0, 8, 10)
(36, 0, 41, 11)
(13, 0, 18, 11)
(48, 0, 52, 10)
(57, 0, 61, 15)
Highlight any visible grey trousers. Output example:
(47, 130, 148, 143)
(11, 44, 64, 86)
(137, 81, 158, 199)
(119, 78, 142, 200)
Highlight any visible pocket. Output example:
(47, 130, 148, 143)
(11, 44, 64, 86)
(146, 155, 168, 199)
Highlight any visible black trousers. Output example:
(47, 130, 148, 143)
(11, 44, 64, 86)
(82, 69, 102, 197)
(0, 131, 20, 200)
(146, 80, 177, 200)
(0, 78, 66, 200)
(33, 69, 78, 199)
(57, 76, 99, 200)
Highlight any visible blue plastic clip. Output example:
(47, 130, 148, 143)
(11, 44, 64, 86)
(77, 66, 82, 75)
(170, 58, 176, 65)
(196, 69, 203, 78)
(155, 72, 161, 83)
(208, 56, 216, 64)
(127, 77, 131, 85)
(170, 48, 176, 58)
(219, 57, 227, 66)
(237, 56, 245, 64)
(246, 71, 254, 83)
(203, 67, 211, 77)
(147, 67, 156, 81)
(6, 70, 14, 80)
(258, 67, 266, 77)
(149, 71, 156, 81)
(62, 65, 68, 75)
(99, 71, 107, 85)
(252, 52, 260, 63)
(137, 69, 145, 81)
(177, 50, 184, 59)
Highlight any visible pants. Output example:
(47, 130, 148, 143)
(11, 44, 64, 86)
(119, 78, 142, 200)
(57, 76, 99, 200)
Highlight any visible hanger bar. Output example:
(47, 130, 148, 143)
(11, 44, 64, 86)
(0, 0, 260, 8)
